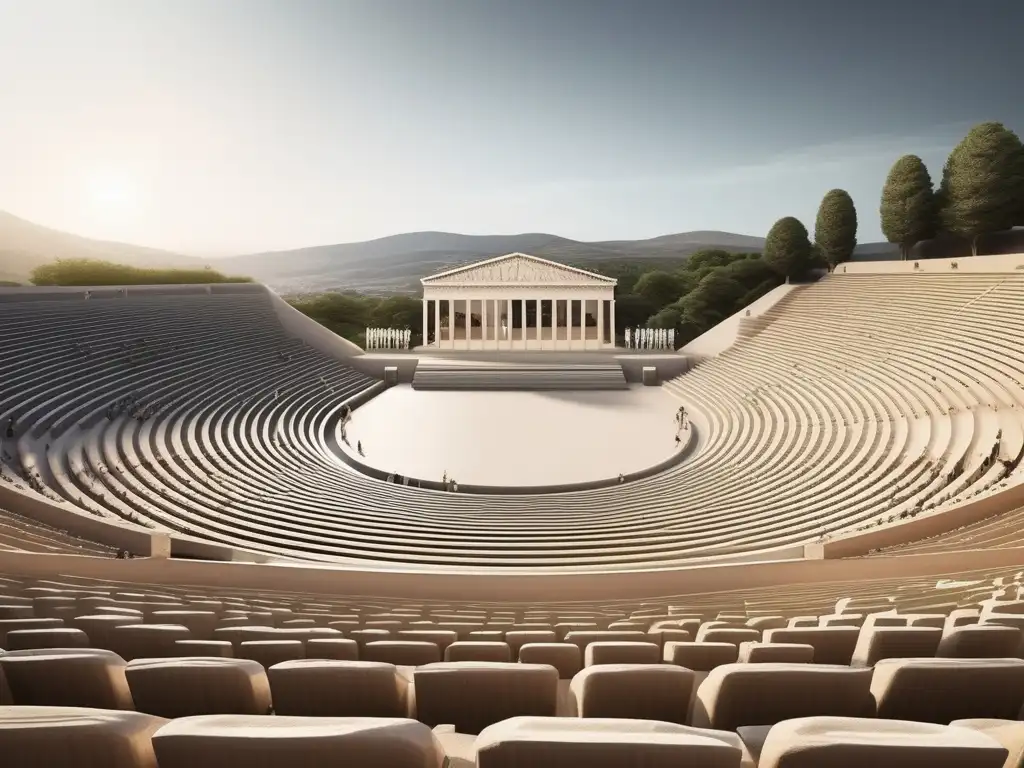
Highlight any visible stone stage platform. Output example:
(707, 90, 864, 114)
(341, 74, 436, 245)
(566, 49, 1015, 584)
(338, 384, 686, 487)
(349, 349, 691, 384)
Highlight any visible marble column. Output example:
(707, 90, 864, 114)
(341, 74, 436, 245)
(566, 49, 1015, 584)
(433, 300, 441, 349)
(535, 298, 541, 347)
(610, 299, 616, 347)
(421, 299, 428, 348)
(597, 298, 605, 347)
(577, 299, 583, 349)
(481, 297, 489, 347)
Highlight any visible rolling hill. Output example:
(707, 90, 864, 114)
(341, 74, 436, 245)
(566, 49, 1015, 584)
(0, 208, 906, 293)
(218, 230, 774, 294)
(0, 210, 204, 284)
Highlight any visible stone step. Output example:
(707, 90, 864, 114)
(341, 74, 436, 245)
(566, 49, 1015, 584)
(411, 362, 628, 391)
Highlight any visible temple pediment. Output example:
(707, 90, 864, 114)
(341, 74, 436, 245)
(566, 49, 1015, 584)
(422, 253, 616, 287)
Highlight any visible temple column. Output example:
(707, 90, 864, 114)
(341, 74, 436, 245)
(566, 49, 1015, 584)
(610, 299, 616, 347)
(481, 297, 488, 348)
(446, 299, 454, 348)
(550, 298, 557, 348)
(422, 299, 428, 348)
(534, 298, 541, 348)
(597, 298, 604, 348)
(577, 298, 584, 349)
(433, 299, 441, 348)
(464, 299, 471, 349)
(506, 298, 512, 348)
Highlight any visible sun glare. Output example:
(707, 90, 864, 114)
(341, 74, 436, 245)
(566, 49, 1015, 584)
(84, 171, 138, 212)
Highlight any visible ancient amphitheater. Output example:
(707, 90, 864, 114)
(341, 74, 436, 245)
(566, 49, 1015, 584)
(2, 253, 1024, 767)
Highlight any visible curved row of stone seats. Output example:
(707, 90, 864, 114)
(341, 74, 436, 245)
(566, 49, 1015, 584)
(3, 562, 1023, 632)
(1, 664, 1021, 767)
(874, 504, 1024, 556)
(4, 643, 1024, 727)
(4, 273, 1024, 566)
(0, 507, 117, 555)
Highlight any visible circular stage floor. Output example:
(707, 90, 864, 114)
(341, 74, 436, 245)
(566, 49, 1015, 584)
(342, 384, 683, 487)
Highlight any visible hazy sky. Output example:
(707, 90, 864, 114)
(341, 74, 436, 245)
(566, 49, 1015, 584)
(1, 0, 1023, 254)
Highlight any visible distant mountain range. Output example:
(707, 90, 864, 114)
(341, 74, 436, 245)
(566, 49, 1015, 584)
(0, 209, 904, 294)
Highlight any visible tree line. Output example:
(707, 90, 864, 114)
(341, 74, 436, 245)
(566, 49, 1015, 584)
(29, 259, 253, 286)
(763, 121, 1024, 278)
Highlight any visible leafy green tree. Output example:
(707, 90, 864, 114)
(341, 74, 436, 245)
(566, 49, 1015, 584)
(686, 249, 743, 271)
(614, 293, 662, 331)
(880, 155, 936, 260)
(938, 122, 1024, 255)
(763, 217, 812, 281)
(677, 271, 746, 328)
(647, 306, 682, 332)
(633, 270, 690, 307)
(814, 189, 858, 268)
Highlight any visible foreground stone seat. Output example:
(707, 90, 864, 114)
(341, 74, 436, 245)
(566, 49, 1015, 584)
(952, 720, 1024, 768)
(397, 629, 458, 654)
(152, 715, 445, 768)
(563, 630, 646, 652)
(0, 705, 165, 768)
(238, 639, 304, 667)
(0, 648, 134, 709)
(851, 626, 943, 667)
(444, 641, 512, 662)
(569, 663, 694, 723)
(763, 627, 860, 666)
(175, 640, 233, 657)
(70, 614, 140, 648)
(414, 662, 557, 734)
(505, 630, 557, 657)
(937, 626, 1023, 659)
(364, 640, 440, 665)
(871, 658, 1024, 723)
(349, 628, 392, 650)
(737, 642, 814, 663)
(268, 660, 409, 717)
(150, 611, 218, 640)
(4, 627, 89, 650)
(0, 618, 63, 646)
(698, 628, 761, 647)
(519, 643, 581, 679)
(110, 624, 192, 660)
(126, 658, 272, 718)
(693, 663, 873, 730)
(473, 716, 745, 768)
(585, 641, 660, 666)
(212, 626, 282, 650)
(0, 606, 34, 620)
(755, 716, 1007, 768)
(305, 638, 359, 660)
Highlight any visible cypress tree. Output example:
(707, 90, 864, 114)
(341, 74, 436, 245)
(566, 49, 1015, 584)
(938, 122, 1023, 255)
(880, 155, 936, 260)
(814, 189, 858, 269)
(763, 217, 812, 282)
